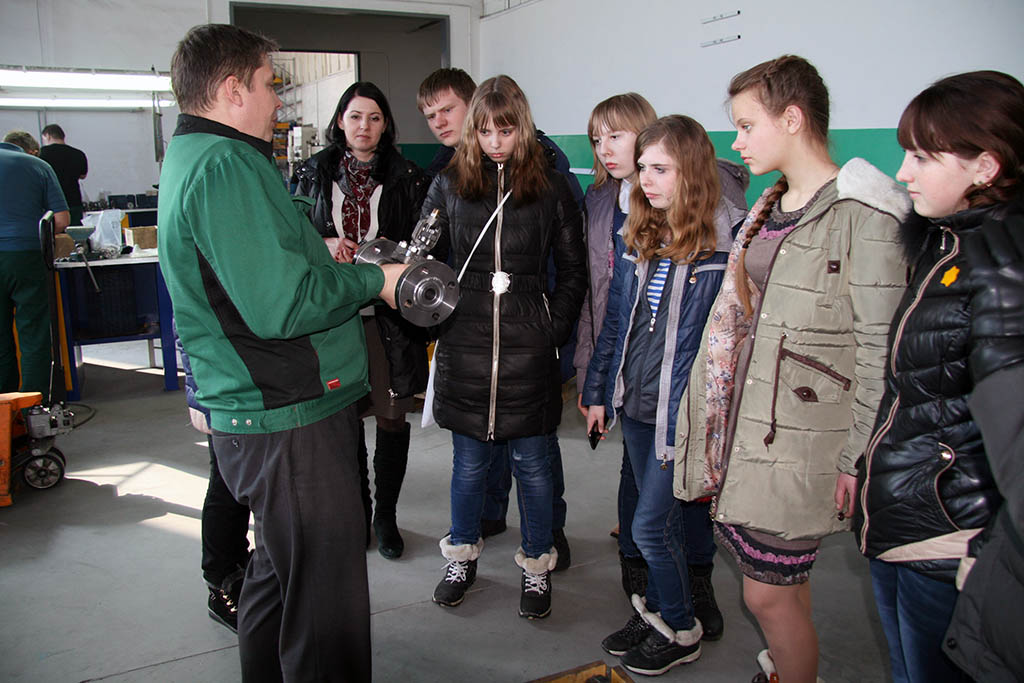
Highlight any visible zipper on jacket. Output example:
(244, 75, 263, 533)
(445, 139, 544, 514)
(542, 293, 559, 360)
(934, 442, 960, 530)
(859, 227, 960, 553)
(486, 163, 505, 440)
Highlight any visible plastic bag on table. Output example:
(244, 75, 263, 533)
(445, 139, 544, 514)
(81, 209, 125, 251)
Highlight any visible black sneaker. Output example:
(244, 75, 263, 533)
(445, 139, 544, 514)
(480, 519, 507, 538)
(207, 587, 239, 633)
(552, 528, 571, 572)
(519, 568, 552, 619)
(689, 565, 723, 641)
(621, 628, 701, 676)
(432, 559, 477, 607)
(601, 612, 653, 656)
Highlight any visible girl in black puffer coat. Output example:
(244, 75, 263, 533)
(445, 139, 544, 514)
(856, 71, 1024, 683)
(425, 75, 586, 619)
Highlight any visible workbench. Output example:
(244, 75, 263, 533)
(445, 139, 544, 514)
(55, 255, 178, 400)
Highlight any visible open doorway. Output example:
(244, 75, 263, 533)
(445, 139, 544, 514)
(233, 4, 448, 171)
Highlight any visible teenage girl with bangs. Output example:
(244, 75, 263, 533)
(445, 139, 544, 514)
(680, 55, 909, 682)
(583, 115, 747, 677)
(578, 94, 749, 644)
(856, 70, 1024, 683)
(423, 75, 587, 620)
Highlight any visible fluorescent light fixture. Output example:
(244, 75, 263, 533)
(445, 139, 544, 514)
(0, 67, 172, 92)
(0, 97, 175, 109)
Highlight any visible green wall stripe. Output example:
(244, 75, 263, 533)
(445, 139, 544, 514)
(405, 128, 904, 207)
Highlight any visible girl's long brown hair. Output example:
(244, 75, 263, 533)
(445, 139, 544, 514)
(727, 55, 830, 315)
(625, 115, 720, 264)
(450, 75, 549, 203)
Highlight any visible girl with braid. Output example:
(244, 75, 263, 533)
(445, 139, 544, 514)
(676, 55, 910, 682)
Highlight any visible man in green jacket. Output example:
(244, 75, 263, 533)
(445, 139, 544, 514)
(160, 24, 403, 683)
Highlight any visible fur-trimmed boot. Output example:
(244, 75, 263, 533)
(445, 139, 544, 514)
(433, 535, 482, 607)
(514, 547, 557, 619)
(621, 593, 703, 677)
(372, 422, 410, 560)
(620, 551, 649, 601)
(689, 563, 723, 640)
(602, 593, 655, 656)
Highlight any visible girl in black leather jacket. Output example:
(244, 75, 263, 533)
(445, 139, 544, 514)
(856, 71, 1024, 683)
(293, 82, 429, 561)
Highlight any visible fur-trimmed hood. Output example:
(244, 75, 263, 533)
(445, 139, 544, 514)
(834, 157, 912, 219)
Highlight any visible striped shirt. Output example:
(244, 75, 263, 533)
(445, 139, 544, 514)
(647, 258, 672, 320)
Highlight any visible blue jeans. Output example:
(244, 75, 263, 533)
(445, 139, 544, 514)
(450, 431, 554, 558)
(621, 415, 695, 631)
(482, 432, 566, 530)
(617, 442, 640, 558)
(870, 559, 970, 683)
(618, 434, 716, 566)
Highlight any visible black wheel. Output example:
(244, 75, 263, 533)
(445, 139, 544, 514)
(48, 446, 67, 466)
(22, 451, 65, 489)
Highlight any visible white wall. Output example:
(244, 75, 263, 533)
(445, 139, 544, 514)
(479, 0, 1024, 135)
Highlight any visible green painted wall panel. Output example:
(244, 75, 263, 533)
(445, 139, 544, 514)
(404, 128, 904, 208)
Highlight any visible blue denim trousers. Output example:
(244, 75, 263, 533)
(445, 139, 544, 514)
(481, 432, 567, 529)
(450, 431, 554, 558)
(869, 559, 970, 683)
(621, 415, 695, 631)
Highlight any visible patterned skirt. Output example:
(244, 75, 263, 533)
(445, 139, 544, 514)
(715, 522, 819, 585)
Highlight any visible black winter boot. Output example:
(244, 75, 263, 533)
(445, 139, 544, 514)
(620, 551, 649, 601)
(372, 422, 410, 559)
(689, 563, 724, 641)
(357, 421, 372, 547)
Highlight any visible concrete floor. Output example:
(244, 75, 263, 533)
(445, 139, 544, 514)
(0, 342, 892, 682)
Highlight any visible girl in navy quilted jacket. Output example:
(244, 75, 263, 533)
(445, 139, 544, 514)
(583, 115, 745, 677)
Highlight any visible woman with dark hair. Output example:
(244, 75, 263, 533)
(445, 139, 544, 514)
(856, 70, 1024, 683)
(424, 75, 586, 620)
(677, 55, 910, 682)
(583, 115, 747, 676)
(294, 81, 430, 560)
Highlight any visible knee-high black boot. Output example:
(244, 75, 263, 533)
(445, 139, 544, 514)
(357, 420, 372, 547)
(372, 422, 410, 559)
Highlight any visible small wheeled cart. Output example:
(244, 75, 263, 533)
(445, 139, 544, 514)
(1, 393, 74, 506)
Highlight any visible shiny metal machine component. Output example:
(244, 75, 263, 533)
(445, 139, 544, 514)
(354, 209, 459, 327)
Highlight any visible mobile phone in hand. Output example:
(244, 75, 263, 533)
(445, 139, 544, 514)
(588, 425, 602, 450)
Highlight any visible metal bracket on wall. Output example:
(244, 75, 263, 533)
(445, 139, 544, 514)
(702, 10, 741, 24)
(701, 35, 741, 48)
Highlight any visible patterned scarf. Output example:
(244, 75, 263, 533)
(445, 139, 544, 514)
(338, 151, 379, 242)
(700, 191, 769, 493)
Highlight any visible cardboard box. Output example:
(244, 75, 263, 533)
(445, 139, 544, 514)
(124, 225, 157, 250)
(54, 233, 75, 259)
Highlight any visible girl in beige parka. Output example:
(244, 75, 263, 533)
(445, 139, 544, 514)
(674, 55, 910, 683)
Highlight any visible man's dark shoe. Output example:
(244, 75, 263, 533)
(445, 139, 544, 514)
(552, 528, 571, 572)
(689, 564, 723, 641)
(601, 612, 653, 656)
(519, 568, 552, 619)
(621, 627, 702, 677)
(207, 578, 241, 633)
(480, 518, 507, 538)
(432, 559, 477, 607)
